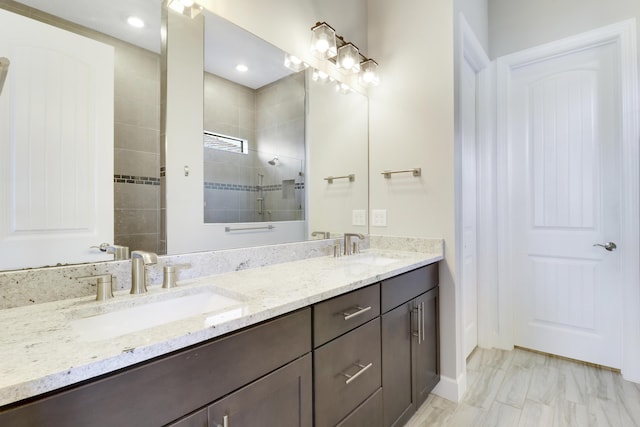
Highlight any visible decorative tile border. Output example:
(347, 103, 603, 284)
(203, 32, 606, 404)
(114, 175, 161, 186)
(204, 181, 305, 192)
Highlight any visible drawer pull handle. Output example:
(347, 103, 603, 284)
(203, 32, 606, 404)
(413, 304, 423, 344)
(216, 415, 229, 427)
(342, 362, 373, 384)
(342, 305, 372, 320)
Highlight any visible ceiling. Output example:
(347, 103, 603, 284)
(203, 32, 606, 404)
(14, 0, 292, 89)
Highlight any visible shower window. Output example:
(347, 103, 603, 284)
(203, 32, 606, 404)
(203, 131, 248, 154)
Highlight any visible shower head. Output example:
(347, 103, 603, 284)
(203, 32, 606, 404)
(268, 156, 279, 166)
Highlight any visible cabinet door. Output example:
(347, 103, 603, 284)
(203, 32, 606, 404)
(208, 354, 312, 427)
(167, 409, 208, 427)
(336, 388, 383, 427)
(381, 302, 413, 427)
(412, 287, 440, 407)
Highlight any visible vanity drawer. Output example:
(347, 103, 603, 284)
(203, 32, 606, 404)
(336, 388, 383, 427)
(313, 283, 380, 347)
(381, 264, 438, 313)
(314, 318, 382, 427)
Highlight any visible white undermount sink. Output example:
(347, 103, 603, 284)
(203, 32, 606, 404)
(71, 290, 245, 342)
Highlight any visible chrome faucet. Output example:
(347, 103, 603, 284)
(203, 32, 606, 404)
(130, 251, 158, 294)
(343, 233, 365, 256)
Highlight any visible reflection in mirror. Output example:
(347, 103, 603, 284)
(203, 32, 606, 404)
(0, 0, 370, 270)
(202, 11, 306, 223)
(0, 0, 161, 271)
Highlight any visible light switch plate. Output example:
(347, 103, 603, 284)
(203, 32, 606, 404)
(352, 210, 366, 226)
(371, 209, 387, 227)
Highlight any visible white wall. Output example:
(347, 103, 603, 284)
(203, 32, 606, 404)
(307, 75, 369, 237)
(490, 0, 640, 59)
(367, 0, 461, 400)
(456, 0, 489, 52)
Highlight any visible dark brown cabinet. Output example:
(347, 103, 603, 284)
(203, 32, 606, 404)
(207, 354, 312, 427)
(381, 264, 439, 427)
(1, 262, 440, 427)
(0, 309, 312, 427)
(313, 284, 382, 427)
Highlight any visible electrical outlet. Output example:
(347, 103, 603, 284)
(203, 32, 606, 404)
(352, 210, 366, 226)
(371, 209, 387, 227)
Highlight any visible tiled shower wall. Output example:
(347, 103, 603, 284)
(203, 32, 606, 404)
(0, 0, 162, 254)
(113, 45, 161, 254)
(203, 72, 306, 223)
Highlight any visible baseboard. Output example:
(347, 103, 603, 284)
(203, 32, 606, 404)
(431, 371, 467, 402)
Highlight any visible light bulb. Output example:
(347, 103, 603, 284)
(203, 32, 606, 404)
(358, 59, 380, 87)
(341, 56, 355, 70)
(284, 54, 308, 72)
(315, 38, 329, 54)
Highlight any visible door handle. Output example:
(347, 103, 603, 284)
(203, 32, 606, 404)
(593, 242, 617, 251)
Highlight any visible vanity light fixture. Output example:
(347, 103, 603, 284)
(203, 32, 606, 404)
(311, 69, 334, 84)
(310, 22, 380, 87)
(358, 59, 380, 87)
(127, 16, 145, 28)
(336, 43, 360, 74)
(284, 54, 308, 72)
(168, 0, 203, 18)
(335, 82, 354, 95)
(310, 22, 337, 59)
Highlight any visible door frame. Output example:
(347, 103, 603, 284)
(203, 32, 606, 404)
(492, 19, 640, 381)
(449, 13, 490, 402)
(458, 14, 490, 358)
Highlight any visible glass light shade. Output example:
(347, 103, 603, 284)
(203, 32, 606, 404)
(358, 59, 380, 87)
(311, 69, 334, 84)
(336, 43, 360, 74)
(168, 0, 203, 18)
(310, 23, 337, 59)
(284, 54, 308, 72)
(335, 82, 353, 94)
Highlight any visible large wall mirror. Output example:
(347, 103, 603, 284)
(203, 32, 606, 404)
(0, 0, 369, 271)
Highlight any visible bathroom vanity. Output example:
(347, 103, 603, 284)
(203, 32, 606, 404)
(0, 247, 441, 426)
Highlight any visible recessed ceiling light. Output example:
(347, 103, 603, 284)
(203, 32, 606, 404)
(127, 16, 145, 28)
(236, 64, 249, 73)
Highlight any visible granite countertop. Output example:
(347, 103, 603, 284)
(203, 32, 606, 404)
(0, 248, 442, 407)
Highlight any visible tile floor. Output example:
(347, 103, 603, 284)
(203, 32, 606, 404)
(406, 347, 640, 426)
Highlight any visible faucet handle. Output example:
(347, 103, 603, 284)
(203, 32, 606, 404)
(106, 245, 130, 261)
(162, 263, 191, 289)
(332, 242, 342, 258)
(78, 274, 114, 301)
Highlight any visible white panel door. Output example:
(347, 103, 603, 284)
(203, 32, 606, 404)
(461, 58, 478, 358)
(0, 9, 114, 270)
(507, 41, 621, 367)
